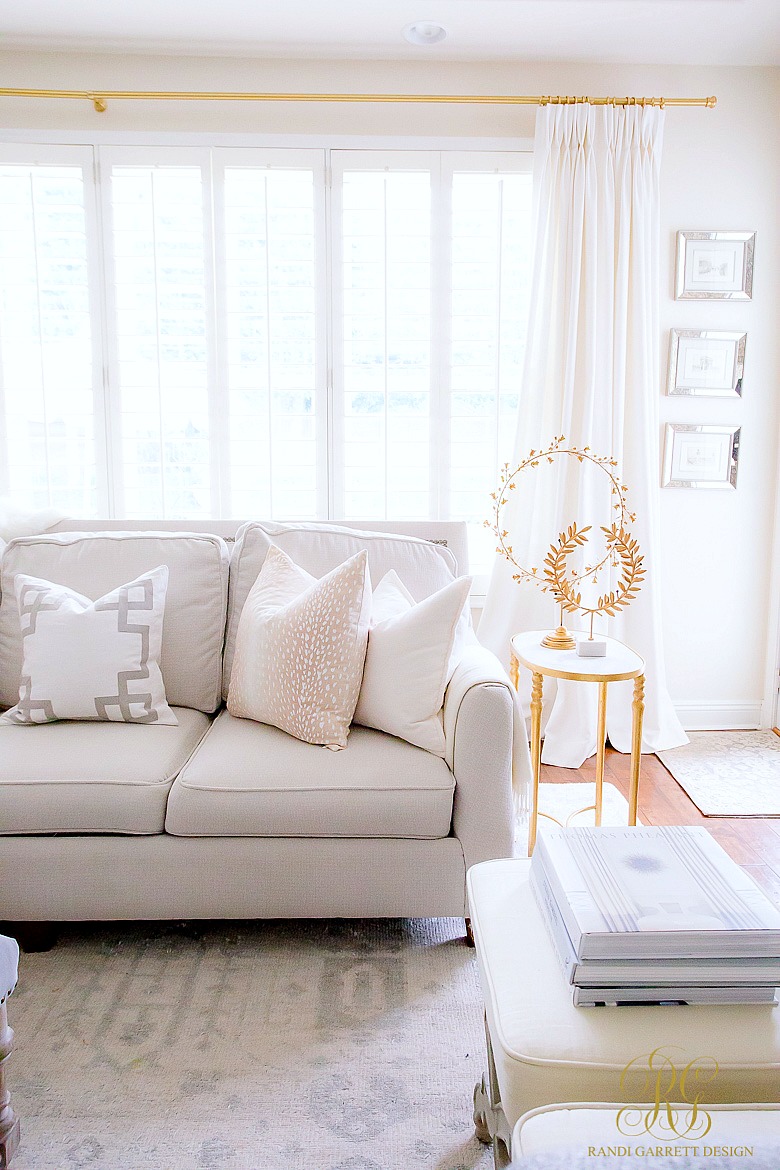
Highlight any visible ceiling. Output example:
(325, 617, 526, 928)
(0, 0, 777, 66)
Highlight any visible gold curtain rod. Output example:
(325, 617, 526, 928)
(0, 87, 717, 114)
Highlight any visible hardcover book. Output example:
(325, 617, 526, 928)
(572, 984, 778, 1007)
(534, 825, 780, 960)
(529, 864, 780, 987)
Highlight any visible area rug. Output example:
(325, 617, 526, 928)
(513, 782, 639, 856)
(657, 730, 780, 816)
(8, 919, 493, 1170)
(536, 781, 635, 828)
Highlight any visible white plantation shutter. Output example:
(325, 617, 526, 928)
(331, 152, 435, 521)
(215, 149, 326, 520)
(331, 150, 532, 572)
(447, 158, 533, 572)
(0, 146, 103, 513)
(0, 143, 532, 575)
(101, 148, 214, 518)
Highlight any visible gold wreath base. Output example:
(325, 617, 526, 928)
(540, 624, 577, 650)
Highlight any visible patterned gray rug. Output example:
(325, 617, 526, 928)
(657, 730, 780, 816)
(8, 919, 492, 1170)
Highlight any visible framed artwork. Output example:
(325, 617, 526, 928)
(675, 231, 755, 300)
(662, 424, 740, 490)
(667, 330, 746, 398)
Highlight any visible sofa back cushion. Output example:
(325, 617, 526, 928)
(0, 532, 229, 714)
(223, 521, 459, 699)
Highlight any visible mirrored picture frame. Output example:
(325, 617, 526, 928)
(667, 330, 746, 398)
(675, 231, 755, 300)
(662, 423, 740, 490)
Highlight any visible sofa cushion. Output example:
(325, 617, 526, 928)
(0, 707, 211, 834)
(354, 571, 472, 756)
(223, 521, 459, 698)
(1, 565, 176, 726)
(227, 547, 371, 749)
(165, 709, 455, 838)
(0, 532, 229, 713)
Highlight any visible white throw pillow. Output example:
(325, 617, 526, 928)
(353, 570, 473, 756)
(1, 565, 176, 726)
(227, 545, 372, 750)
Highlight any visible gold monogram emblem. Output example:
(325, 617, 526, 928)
(616, 1046, 719, 1140)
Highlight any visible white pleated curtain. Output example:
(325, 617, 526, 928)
(479, 103, 688, 767)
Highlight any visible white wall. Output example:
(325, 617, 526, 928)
(1, 53, 778, 729)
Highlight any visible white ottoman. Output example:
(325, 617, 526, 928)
(467, 859, 780, 1168)
(0, 935, 20, 1168)
(512, 1102, 780, 1161)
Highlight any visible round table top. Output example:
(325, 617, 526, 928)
(511, 629, 644, 683)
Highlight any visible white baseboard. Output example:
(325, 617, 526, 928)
(674, 700, 764, 732)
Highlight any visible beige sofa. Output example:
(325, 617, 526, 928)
(0, 519, 523, 928)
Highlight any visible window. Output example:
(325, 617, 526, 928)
(0, 146, 101, 515)
(332, 154, 434, 522)
(219, 155, 324, 520)
(103, 150, 213, 518)
(0, 143, 532, 574)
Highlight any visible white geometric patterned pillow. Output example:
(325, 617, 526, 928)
(1, 565, 177, 726)
(227, 545, 371, 749)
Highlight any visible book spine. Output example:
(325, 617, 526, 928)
(532, 833, 590, 956)
(574, 959, 780, 987)
(573, 985, 779, 1008)
(528, 863, 577, 984)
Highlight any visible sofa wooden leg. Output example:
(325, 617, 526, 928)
(465, 917, 475, 947)
(0, 1003, 20, 1168)
(7, 923, 57, 954)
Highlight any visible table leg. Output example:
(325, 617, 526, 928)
(595, 680, 608, 825)
(509, 650, 519, 690)
(473, 1017, 513, 1168)
(528, 671, 543, 855)
(0, 1003, 20, 1169)
(628, 673, 645, 826)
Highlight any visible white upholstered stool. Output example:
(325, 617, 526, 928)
(0, 935, 20, 1168)
(511, 1102, 780, 1161)
(467, 859, 780, 1168)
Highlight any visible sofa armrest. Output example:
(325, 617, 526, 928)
(443, 642, 532, 869)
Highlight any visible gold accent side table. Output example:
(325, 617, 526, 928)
(510, 631, 645, 855)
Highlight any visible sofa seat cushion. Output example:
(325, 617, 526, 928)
(165, 709, 455, 838)
(0, 707, 211, 835)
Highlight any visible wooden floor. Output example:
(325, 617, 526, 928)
(544, 748, 780, 907)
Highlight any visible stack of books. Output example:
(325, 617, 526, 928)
(530, 824, 780, 1007)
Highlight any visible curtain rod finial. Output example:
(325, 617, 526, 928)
(706, 95, 717, 108)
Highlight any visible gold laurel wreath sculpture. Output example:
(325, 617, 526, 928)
(487, 435, 646, 650)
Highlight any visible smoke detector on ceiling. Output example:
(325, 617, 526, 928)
(402, 21, 447, 46)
